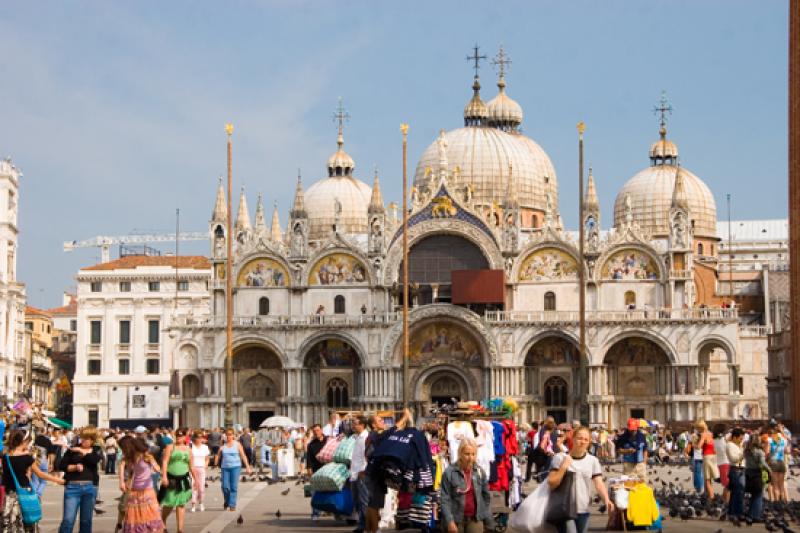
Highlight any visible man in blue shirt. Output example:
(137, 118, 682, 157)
(616, 418, 648, 482)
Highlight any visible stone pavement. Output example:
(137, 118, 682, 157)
(35, 462, 790, 532)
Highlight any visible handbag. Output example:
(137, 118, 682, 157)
(5, 455, 42, 526)
(545, 470, 577, 524)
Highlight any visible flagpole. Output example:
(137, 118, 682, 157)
(577, 121, 587, 424)
(401, 123, 409, 410)
(224, 123, 234, 428)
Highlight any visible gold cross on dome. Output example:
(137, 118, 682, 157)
(332, 97, 350, 137)
(466, 44, 486, 79)
(492, 45, 512, 79)
(652, 91, 673, 130)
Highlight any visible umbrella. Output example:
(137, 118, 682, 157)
(47, 417, 72, 429)
(260, 415, 295, 428)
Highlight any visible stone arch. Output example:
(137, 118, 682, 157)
(410, 363, 478, 404)
(383, 220, 504, 285)
(241, 373, 278, 401)
(598, 330, 677, 366)
(695, 335, 737, 366)
(181, 374, 201, 400)
(514, 330, 583, 367)
(298, 332, 367, 368)
(596, 244, 666, 282)
(304, 246, 375, 286)
(381, 304, 499, 366)
(213, 335, 287, 369)
(602, 335, 673, 366)
(235, 253, 292, 288)
(176, 341, 199, 369)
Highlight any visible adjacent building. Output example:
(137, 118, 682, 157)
(72, 256, 210, 428)
(23, 306, 53, 405)
(47, 293, 78, 421)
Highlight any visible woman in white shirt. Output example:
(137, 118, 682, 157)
(713, 424, 730, 502)
(548, 426, 614, 533)
(189, 432, 210, 512)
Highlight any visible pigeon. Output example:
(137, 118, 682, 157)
(281, 488, 290, 496)
(598, 504, 607, 514)
(237, 514, 244, 525)
(94, 508, 106, 515)
(275, 510, 282, 519)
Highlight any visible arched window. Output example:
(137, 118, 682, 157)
(326, 378, 349, 408)
(258, 297, 270, 316)
(624, 290, 636, 309)
(544, 376, 568, 407)
(531, 214, 539, 228)
(334, 295, 346, 314)
(214, 225, 224, 238)
(544, 291, 556, 311)
(698, 242, 704, 255)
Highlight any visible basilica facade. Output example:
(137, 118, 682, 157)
(167, 56, 768, 430)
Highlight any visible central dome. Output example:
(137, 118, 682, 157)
(414, 126, 558, 217)
(305, 176, 371, 240)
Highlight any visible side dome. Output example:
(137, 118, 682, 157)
(486, 78, 523, 132)
(305, 176, 372, 240)
(413, 126, 558, 219)
(614, 164, 717, 239)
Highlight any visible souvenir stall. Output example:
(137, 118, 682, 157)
(606, 476, 661, 531)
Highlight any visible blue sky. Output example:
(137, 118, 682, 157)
(0, 1, 788, 308)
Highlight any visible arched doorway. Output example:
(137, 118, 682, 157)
(603, 337, 671, 424)
(524, 336, 580, 423)
(399, 234, 489, 304)
(698, 341, 736, 419)
(303, 338, 362, 423)
(181, 374, 201, 428)
(233, 344, 283, 429)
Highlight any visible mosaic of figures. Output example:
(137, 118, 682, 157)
(409, 322, 482, 366)
(525, 337, 579, 366)
(237, 258, 289, 287)
(604, 338, 669, 366)
(601, 249, 658, 280)
(518, 248, 578, 282)
(309, 254, 368, 285)
(306, 339, 359, 368)
(233, 347, 282, 370)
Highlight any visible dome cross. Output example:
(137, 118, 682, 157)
(492, 45, 512, 81)
(652, 91, 673, 138)
(466, 44, 487, 80)
(332, 97, 350, 148)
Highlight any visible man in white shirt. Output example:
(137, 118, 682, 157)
(349, 416, 370, 533)
(323, 413, 340, 438)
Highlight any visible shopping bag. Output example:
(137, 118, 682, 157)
(316, 435, 342, 465)
(509, 480, 555, 533)
(311, 489, 354, 515)
(544, 471, 577, 524)
(310, 462, 350, 492)
(333, 435, 356, 466)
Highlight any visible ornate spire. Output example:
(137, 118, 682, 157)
(504, 161, 518, 208)
(369, 167, 385, 213)
(270, 201, 282, 242)
(437, 129, 449, 179)
(464, 44, 488, 126)
(649, 91, 679, 165)
(328, 98, 355, 176)
(212, 177, 226, 221)
(235, 187, 251, 231)
(672, 164, 689, 210)
(487, 45, 522, 132)
(254, 193, 267, 233)
(653, 90, 673, 140)
(291, 171, 306, 217)
(585, 166, 599, 211)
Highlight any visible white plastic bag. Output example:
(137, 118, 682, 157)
(509, 481, 556, 533)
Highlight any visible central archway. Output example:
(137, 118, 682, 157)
(524, 335, 580, 423)
(232, 344, 283, 429)
(301, 337, 363, 424)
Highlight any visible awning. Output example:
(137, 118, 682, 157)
(47, 417, 72, 429)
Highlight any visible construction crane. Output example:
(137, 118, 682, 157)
(64, 232, 208, 263)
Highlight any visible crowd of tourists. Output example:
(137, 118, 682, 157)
(0, 404, 795, 533)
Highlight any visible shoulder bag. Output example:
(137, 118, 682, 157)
(5, 454, 42, 526)
(545, 469, 577, 524)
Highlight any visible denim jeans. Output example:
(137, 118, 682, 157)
(351, 477, 369, 530)
(554, 512, 590, 533)
(728, 467, 745, 517)
(105, 453, 117, 474)
(747, 485, 764, 521)
(221, 466, 241, 509)
(58, 482, 97, 533)
(693, 459, 704, 493)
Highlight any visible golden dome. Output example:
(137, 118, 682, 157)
(413, 126, 557, 213)
(614, 164, 717, 239)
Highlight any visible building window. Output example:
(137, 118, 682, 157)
(258, 297, 270, 316)
(697, 242, 704, 255)
(624, 291, 636, 309)
(148, 320, 159, 344)
(25, 322, 32, 331)
(118, 358, 130, 375)
(334, 295, 346, 314)
(70, 319, 77, 332)
(87, 359, 101, 375)
(544, 292, 556, 311)
(544, 376, 568, 407)
(146, 358, 160, 375)
(90, 282, 102, 293)
(148, 281, 160, 292)
(119, 320, 131, 344)
(739, 377, 744, 395)
(90, 320, 102, 344)
(326, 378, 349, 408)
(88, 409, 98, 427)
(177, 280, 189, 291)
(119, 281, 131, 292)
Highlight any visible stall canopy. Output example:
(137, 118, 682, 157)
(47, 417, 72, 429)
